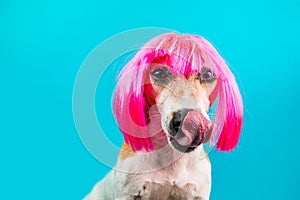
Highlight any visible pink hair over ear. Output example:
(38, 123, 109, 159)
(113, 33, 243, 152)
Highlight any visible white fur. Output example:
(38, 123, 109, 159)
(85, 145, 211, 200)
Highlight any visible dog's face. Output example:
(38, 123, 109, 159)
(149, 64, 217, 153)
(113, 34, 243, 153)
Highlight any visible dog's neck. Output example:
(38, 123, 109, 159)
(117, 141, 207, 174)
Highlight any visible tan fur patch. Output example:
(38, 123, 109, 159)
(119, 142, 135, 160)
(205, 153, 210, 163)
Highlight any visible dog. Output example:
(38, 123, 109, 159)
(84, 33, 243, 200)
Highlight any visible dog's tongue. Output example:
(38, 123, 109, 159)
(176, 110, 212, 146)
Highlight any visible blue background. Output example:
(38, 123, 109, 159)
(0, 0, 299, 199)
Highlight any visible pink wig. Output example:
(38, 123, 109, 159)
(113, 33, 243, 152)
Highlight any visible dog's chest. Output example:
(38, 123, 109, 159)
(137, 182, 197, 200)
(118, 150, 211, 199)
(129, 166, 208, 198)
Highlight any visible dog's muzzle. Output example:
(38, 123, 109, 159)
(169, 109, 213, 153)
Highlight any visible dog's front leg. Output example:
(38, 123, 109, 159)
(185, 183, 210, 200)
(117, 181, 150, 200)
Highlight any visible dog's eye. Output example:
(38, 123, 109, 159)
(198, 69, 216, 83)
(151, 67, 173, 84)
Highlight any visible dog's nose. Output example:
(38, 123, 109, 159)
(170, 109, 193, 135)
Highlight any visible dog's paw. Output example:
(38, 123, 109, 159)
(193, 197, 204, 200)
(184, 183, 209, 200)
(130, 195, 141, 200)
(141, 181, 151, 194)
(185, 183, 201, 198)
(129, 182, 151, 200)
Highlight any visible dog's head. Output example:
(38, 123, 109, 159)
(113, 33, 243, 153)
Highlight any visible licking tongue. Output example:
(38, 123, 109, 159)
(175, 110, 213, 146)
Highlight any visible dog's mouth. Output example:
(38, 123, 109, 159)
(168, 110, 213, 153)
